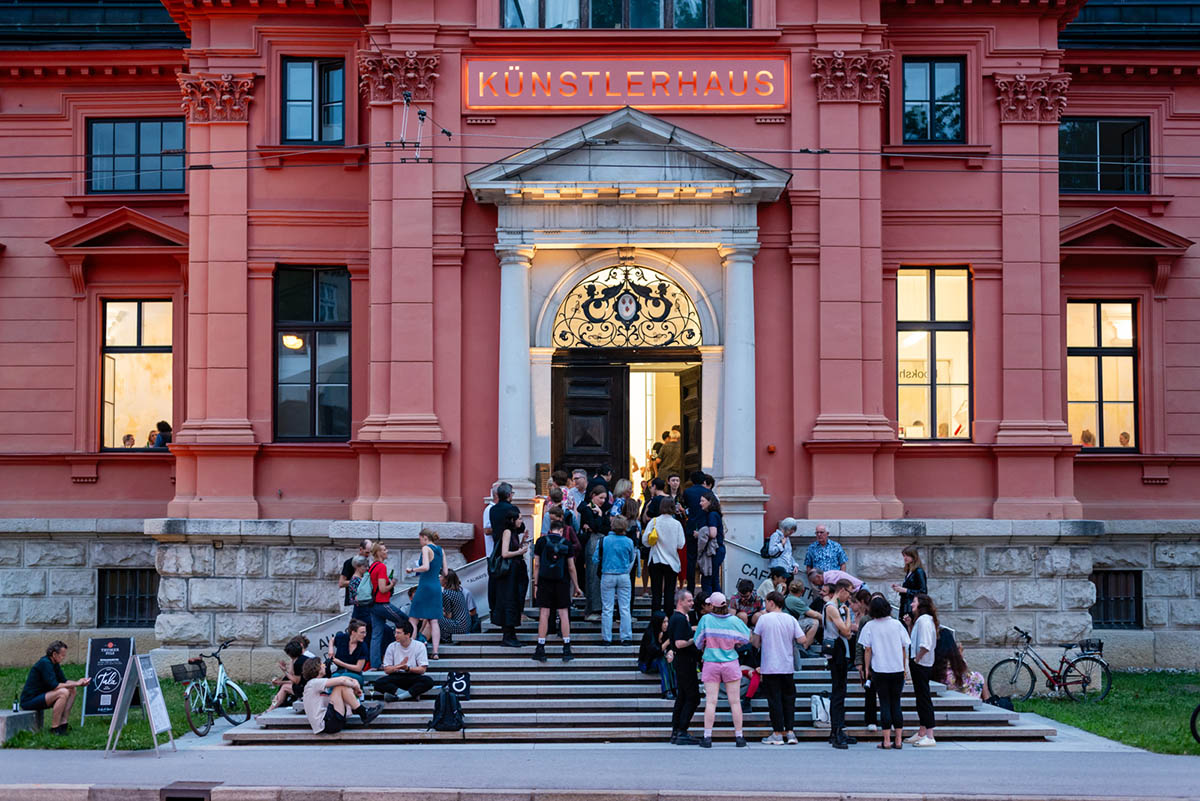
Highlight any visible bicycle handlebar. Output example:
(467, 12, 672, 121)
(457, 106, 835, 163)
(200, 639, 235, 659)
(1012, 626, 1032, 641)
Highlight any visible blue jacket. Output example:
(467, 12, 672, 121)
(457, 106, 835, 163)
(593, 532, 637, 574)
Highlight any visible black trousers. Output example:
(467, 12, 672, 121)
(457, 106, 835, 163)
(685, 535, 698, 594)
(761, 673, 796, 733)
(671, 660, 701, 733)
(872, 670, 905, 731)
(648, 562, 677, 616)
(862, 673, 878, 726)
(910, 660, 935, 729)
(829, 642, 848, 732)
(373, 671, 434, 700)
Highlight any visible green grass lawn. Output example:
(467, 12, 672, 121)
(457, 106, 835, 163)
(1015, 670, 1200, 756)
(1, 663, 276, 750)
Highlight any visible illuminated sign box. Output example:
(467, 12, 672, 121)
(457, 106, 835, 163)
(464, 56, 789, 111)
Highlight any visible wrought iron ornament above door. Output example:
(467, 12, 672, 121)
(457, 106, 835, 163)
(553, 265, 702, 349)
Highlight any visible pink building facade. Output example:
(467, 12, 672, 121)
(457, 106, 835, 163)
(0, 0, 1198, 671)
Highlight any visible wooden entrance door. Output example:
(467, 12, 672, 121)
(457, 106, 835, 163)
(678, 365, 702, 480)
(551, 364, 629, 482)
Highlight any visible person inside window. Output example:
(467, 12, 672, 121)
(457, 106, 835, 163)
(152, 420, 172, 448)
(19, 641, 89, 735)
(121, 434, 136, 449)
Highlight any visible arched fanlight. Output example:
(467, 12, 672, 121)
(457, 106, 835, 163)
(552, 264, 702, 349)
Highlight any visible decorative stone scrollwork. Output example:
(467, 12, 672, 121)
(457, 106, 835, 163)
(357, 50, 440, 103)
(992, 73, 1071, 122)
(177, 72, 256, 122)
(552, 264, 702, 349)
(811, 49, 892, 103)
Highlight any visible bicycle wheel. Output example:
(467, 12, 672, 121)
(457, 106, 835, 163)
(215, 680, 251, 726)
(987, 658, 1036, 701)
(184, 682, 213, 736)
(1191, 703, 1200, 744)
(1063, 655, 1111, 702)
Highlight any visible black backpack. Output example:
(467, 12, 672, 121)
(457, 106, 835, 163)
(538, 534, 570, 581)
(428, 684, 464, 731)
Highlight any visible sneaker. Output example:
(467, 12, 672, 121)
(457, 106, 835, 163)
(674, 733, 699, 746)
(785, 733, 799, 745)
(831, 738, 848, 750)
(905, 731, 923, 744)
(699, 737, 713, 749)
(358, 704, 382, 725)
(392, 691, 411, 702)
(735, 736, 747, 748)
(761, 734, 784, 746)
(585, 613, 601, 622)
(383, 692, 399, 703)
(866, 724, 879, 732)
(500, 637, 523, 648)
(532, 643, 548, 662)
(561, 644, 574, 662)
(914, 736, 937, 747)
(291, 701, 305, 714)
(50, 724, 69, 736)
(668, 732, 678, 744)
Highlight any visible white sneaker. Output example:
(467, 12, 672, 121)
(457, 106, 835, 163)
(905, 732, 922, 743)
(866, 724, 878, 732)
(785, 733, 799, 745)
(761, 734, 785, 745)
(915, 736, 937, 747)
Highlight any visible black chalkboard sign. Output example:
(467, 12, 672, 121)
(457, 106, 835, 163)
(82, 637, 136, 724)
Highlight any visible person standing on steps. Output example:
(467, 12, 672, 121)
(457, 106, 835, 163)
(694, 592, 752, 748)
(594, 515, 637, 646)
(373, 620, 434, 702)
(892, 545, 927, 628)
(644, 497, 685, 617)
(532, 518, 581, 662)
(848, 589, 878, 733)
(695, 491, 726, 600)
(824, 579, 856, 749)
(667, 589, 702, 745)
(804, 524, 848, 574)
(367, 541, 410, 669)
(487, 482, 519, 559)
(906, 593, 939, 747)
(406, 528, 448, 660)
(490, 508, 531, 648)
(579, 483, 611, 622)
(859, 594, 911, 750)
(340, 538, 373, 608)
(752, 592, 807, 745)
(680, 471, 707, 594)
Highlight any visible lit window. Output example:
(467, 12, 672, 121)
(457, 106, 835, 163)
(274, 267, 351, 440)
(1067, 301, 1137, 450)
(1060, 118, 1149, 194)
(897, 268, 971, 440)
(101, 300, 173, 450)
(503, 0, 748, 28)
(283, 58, 344, 144)
(902, 58, 965, 143)
(86, 119, 184, 194)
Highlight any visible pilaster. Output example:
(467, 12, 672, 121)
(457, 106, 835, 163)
(495, 246, 537, 501)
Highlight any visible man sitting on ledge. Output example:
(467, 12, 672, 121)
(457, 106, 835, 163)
(20, 640, 90, 736)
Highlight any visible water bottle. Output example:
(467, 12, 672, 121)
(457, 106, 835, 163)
(11, 693, 18, 713)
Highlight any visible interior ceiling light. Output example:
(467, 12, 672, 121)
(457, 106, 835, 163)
(281, 334, 305, 350)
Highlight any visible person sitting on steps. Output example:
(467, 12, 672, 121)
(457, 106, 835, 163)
(19, 640, 89, 736)
(299, 658, 380, 735)
(374, 619, 434, 702)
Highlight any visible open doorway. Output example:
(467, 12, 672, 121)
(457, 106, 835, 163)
(551, 351, 701, 484)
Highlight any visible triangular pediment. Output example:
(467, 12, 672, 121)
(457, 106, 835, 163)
(1060, 207, 1192, 253)
(47, 206, 188, 251)
(466, 107, 790, 204)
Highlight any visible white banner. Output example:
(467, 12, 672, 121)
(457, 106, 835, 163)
(457, 555, 491, 620)
(722, 539, 773, 591)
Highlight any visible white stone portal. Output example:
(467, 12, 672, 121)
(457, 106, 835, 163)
(466, 107, 789, 547)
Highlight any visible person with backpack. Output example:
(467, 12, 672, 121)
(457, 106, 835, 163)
(764, 518, 800, 577)
(532, 518, 581, 662)
(374, 619, 434, 702)
(594, 515, 638, 645)
(644, 497, 686, 616)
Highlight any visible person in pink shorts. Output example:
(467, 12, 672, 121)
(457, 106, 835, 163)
(693, 592, 753, 748)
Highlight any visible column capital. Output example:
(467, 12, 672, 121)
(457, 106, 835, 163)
(811, 49, 892, 103)
(177, 72, 256, 123)
(357, 49, 440, 104)
(495, 245, 535, 266)
(717, 243, 760, 263)
(992, 72, 1071, 123)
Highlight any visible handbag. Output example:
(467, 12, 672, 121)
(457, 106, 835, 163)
(644, 518, 659, 548)
(446, 670, 471, 701)
(820, 638, 837, 659)
(810, 692, 831, 728)
(488, 548, 512, 579)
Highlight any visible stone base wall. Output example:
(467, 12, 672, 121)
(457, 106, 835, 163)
(0, 520, 162, 665)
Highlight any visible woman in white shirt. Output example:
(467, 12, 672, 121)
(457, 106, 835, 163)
(859, 595, 910, 749)
(907, 593, 939, 747)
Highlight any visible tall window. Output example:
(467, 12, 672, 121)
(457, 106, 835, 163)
(101, 300, 173, 450)
(902, 58, 965, 143)
(98, 569, 160, 628)
(1067, 301, 1137, 450)
(86, 118, 184, 193)
(1060, 117, 1149, 194)
(896, 268, 971, 440)
(275, 267, 351, 440)
(1090, 570, 1142, 630)
(503, 0, 749, 28)
(283, 58, 344, 144)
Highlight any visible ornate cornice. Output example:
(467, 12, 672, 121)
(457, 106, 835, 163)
(811, 49, 892, 103)
(992, 72, 1071, 123)
(357, 50, 440, 103)
(177, 72, 256, 123)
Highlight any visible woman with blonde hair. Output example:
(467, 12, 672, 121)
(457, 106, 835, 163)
(406, 528, 447, 659)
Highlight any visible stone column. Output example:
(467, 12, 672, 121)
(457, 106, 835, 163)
(168, 72, 259, 519)
(496, 246, 536, 500)
(990, 72, 1081, 518)
(716, 245, 765, 549)
(699, 345, 723, 475)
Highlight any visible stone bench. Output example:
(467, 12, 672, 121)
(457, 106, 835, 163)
(0, 709, 43, 743)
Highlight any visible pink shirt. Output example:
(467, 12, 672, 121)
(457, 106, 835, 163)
(819, 569, 863, 591)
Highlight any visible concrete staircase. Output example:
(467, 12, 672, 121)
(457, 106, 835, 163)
(227, 602, 1056, 745)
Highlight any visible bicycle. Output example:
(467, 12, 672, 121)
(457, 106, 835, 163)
(986, 626, 1111, 702)
(171, 639, 251, 736)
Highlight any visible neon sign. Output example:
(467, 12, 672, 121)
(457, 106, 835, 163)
(463, 56, 789, 111)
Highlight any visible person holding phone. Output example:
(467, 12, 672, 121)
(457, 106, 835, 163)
(490, 509, 531, 648)
(20, 640, 90, 735)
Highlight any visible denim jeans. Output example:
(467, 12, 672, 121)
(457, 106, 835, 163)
(369, 601, 409, 668)
(600, 572, 632, 642)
